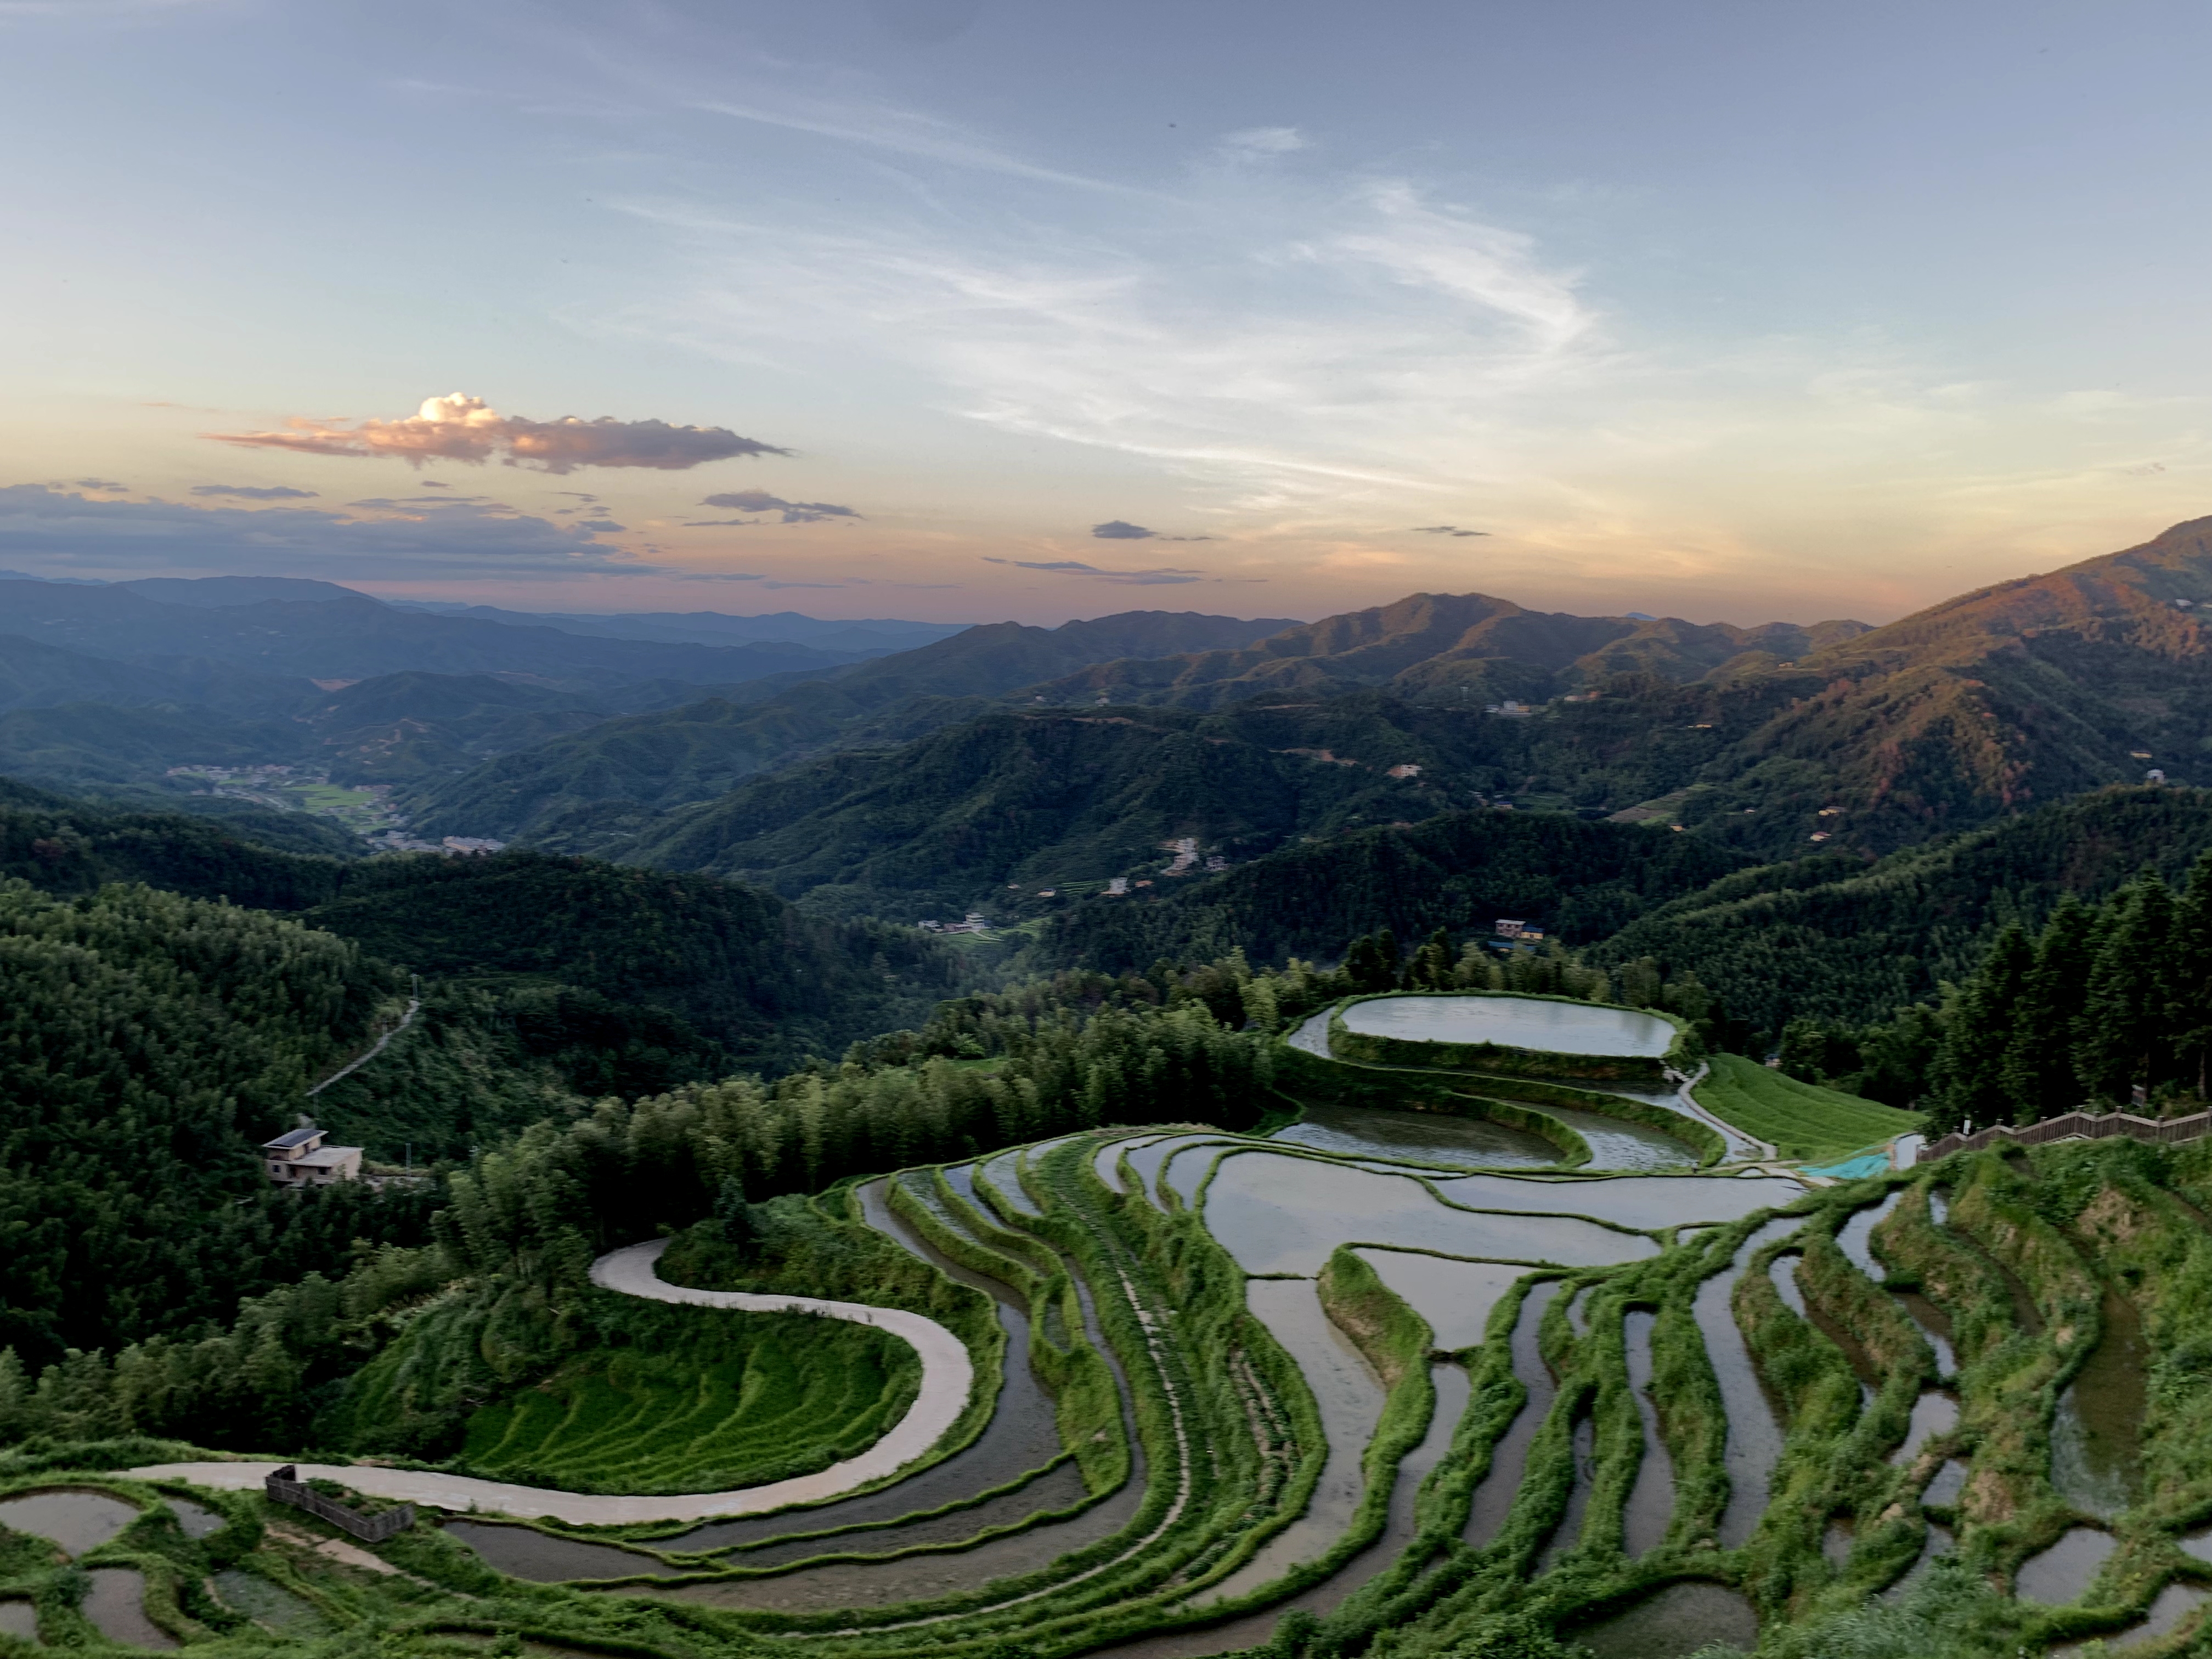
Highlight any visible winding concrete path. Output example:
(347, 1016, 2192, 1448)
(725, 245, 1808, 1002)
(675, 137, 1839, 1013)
(121, 1240, 975, 1526)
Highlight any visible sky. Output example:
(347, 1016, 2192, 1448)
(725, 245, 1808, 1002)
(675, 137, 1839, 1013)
(2, 0, 2209, 628)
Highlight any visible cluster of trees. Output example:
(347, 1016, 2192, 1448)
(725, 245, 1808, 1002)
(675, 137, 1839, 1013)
(0, 950, 1288, 1452)
(0, 877, 438, 1368)
(1765, 854, 2212, 1126)
(1922, 857, 2212, 1128)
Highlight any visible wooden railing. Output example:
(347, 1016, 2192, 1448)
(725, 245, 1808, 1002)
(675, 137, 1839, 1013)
(1917, 1108, 2212, 1163)
(264, 1465, 415, 1542)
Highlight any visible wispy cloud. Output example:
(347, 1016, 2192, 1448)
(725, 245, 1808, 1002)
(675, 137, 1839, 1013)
(605, 170, 1601, 526)
(192, 483, 318, 500)
(207, 393, 789, 473)
(983, 557, 1203, 585)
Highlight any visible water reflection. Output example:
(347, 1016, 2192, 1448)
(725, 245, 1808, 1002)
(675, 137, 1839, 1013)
(1340, 996, 1675, 1058)
(1268, 1101, 1556, 1169)
(1536, 1416, 1596, 1569)
(2016, 1527, 2117, 1605)
(1189, 1279, 1386, 1601)
(1353, 1251, 1527, 1350)
(1467, 1282, 1563, 1547)
(1621, 1310, 1675, 1558)
(81, 1568, 173, 1650)
(1202, 1155, 1658, 1277)
(2051, 1285, 2147, 1520)
(0, 1491, 139, 1558)
(1697, 1218, 1801, 1547)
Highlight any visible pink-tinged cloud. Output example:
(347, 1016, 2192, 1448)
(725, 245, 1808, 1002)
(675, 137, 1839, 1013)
(983, 556, 1203, 585)
(204, 393, 791, 474)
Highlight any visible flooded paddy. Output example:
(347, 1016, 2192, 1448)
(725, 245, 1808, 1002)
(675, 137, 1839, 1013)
(1699, 1218, 1801, 1547)
(1353, 1251, 1528, 1350)
(0, 1490, 138, 1556)
(1769, 1255, 1807, 1317)
(0, 1601, 35, 1643)
(1894, 1289, 1959, 1378)
(1122, 1135, 1221, 1210)
(2050, 1582, 2209, 1657)
(1191, 1279, 1389, 1602)
(1085, 1367, 1471, 1659)
(1269, 1101, 1558, 1169)
(726, 1463, 1092, 1572)
(1202, 1155, 1659, 1276)
(1093, 1136, 1165, 1193)
(1431, 1171, 1802, 1232)
(2016, 1527, 2117, 1604)
(1340, 996, 1676, 1058)
(2051, 1285, 2147, 1520)
(1621, 1310, 1675, 1558)
(1468, 1282, 1562, 1547)
(1888, 1392, 1959, 1466)
(446, 1522, 684, 1583)
(1285, 1011, 1334, 1057)
(1568, 1581, 1758, 1659)
(1528, 1103, 1697, 1171)
(1836, 1193, 1903, 1279)
(165, 1499, 224, 1540)
(978, 1150, 1041, 1217)
(82, 1568, 172, 1649)
(1537, 1416, 1597, 1569)
(1923, 1459, 1968, 1506)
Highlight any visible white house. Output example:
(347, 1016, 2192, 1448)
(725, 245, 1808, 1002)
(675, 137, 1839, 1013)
(262, 1120, 363, 1187)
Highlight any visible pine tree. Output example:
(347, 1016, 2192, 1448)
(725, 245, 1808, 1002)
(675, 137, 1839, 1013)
(2077, 879, 2177, 1104)
(2000, 894, 2097, 1120)
(1932, 923, 2033, 1130)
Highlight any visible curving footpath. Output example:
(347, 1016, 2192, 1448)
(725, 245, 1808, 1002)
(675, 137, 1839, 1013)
(121, 1239, 975, 1526)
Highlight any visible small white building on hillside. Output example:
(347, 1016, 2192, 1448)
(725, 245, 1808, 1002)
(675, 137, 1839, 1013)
(263, 1120, 363, 1187)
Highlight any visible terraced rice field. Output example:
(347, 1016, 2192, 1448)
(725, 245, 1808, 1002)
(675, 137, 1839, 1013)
(105, 998, 2212, 1659)
(460, 1316, 922, 1494)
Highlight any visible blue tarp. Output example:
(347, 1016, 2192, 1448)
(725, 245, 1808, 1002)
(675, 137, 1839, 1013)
(1800, 1152, 1892, 1181)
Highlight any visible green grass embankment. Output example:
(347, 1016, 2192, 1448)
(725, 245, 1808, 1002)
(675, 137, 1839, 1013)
(1695, 1054, 1923, 1163)
(456, 1311, 920, 1496)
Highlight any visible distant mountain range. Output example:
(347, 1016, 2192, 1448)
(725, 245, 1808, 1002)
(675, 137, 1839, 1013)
(12, 518, 2212, 896)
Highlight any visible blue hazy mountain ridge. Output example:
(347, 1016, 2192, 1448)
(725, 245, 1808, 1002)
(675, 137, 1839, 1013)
(403, 608, 1304, 840)
(0, 579, 884, 685)
(385, 601, 973, 654)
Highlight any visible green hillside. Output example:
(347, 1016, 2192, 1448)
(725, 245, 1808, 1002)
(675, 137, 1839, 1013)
(1694, 1053, 1922, 1161)
(1042, 806, 1749, 970)
(1594, 784, 2212, 1031)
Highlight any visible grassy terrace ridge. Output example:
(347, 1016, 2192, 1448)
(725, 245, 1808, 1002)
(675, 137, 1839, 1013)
(1695, 1052, 1924, 1163)
(455, 1313, 922, 1497)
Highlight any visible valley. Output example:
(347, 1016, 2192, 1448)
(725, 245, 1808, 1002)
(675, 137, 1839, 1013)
(13, 527, 2212, 1659)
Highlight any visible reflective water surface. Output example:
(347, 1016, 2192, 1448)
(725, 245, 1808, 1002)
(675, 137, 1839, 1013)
(2016, 1527, 2117, 1605)
(82, 1568, 173, 1649)
(2051, 1285, 2147, 1520)
(1341, 996, 1676, 1058)
(1467, 1282, 1562, 1547)
(1698, 1218, 1802, 1547)
(0, 1491, 140, 1559)
(1354, 1251, 1528, 1350)
(1202, 1155, 1658, 1276)
(1269, 1101, 1557, 1169)
(1621, 1310, 1675, 1558)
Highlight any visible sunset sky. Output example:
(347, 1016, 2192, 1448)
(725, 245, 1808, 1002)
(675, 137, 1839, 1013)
(3, 0, 2208, 626)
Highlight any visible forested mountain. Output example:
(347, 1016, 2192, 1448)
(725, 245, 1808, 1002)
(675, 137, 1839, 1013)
(0, 631, 316, 716)
(0, 776, 354, 901)
(300, 851, 960, 1069)
(1039, 806, 1749, 971)
(1590, 784, 2212, 1035)
(1025, 589, 1870, 709)
(405, 608, 1300, 839)
(0, 877, 438, 1367)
